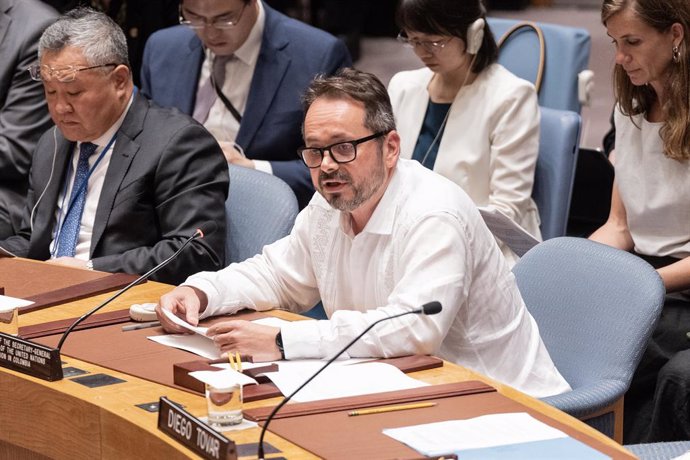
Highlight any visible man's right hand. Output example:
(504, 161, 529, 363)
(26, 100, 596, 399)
(156, 286, 209, 333)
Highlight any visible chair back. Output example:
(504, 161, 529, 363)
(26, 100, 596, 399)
(487, 17, 591, 113)
(513, 237, 665, 407)
(534, 107, 581, 240)
(225, 165, 299, 265)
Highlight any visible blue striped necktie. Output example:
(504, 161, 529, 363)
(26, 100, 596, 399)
(55, 142, 98, 257)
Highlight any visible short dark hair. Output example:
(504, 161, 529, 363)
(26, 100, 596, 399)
(302, 68, 396, 134)
(396, 0, 497, 73)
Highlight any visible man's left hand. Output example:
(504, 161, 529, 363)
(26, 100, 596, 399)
(207, 320, 282, 362)
(46, 257, 89, 269)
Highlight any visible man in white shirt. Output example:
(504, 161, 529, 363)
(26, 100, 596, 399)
(141, 0, 352, 208)
(157, 68, 570, 397)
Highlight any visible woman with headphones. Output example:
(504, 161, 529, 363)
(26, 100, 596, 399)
(388, 0, 541, 265)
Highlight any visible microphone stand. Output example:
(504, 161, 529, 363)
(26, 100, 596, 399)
(56, 228, 204, 351)
(257, 301, 442, 459)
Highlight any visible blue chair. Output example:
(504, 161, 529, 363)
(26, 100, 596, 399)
(533, 106, 581, 240)
(512, 237, 665, 442)
(626, 441, 690, 460)
(225, 164, 299, 265)
(487, 18, 592, 113)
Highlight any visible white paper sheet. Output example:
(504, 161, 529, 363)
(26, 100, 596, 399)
(160, 307, 209, 336)
(0, 295, 33, 312)
(251, 317, 295, 328)
(147, 333, 221, 360)
(189, 368, 257, 388)
(383, 412, 568, 456)
(478, 207, 540, 257)
(262, 361, 428, 402)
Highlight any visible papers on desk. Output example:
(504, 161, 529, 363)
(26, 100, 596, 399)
(147, 313, 296, 360)
(159, 307, 209, 336)
(263, 360, 428, 403)
(148, 333, 221, 359)
(0, 295, 33, 311)
(383, 412, 609, 459)
(189, 368, 257, 388)
(478, 207, 539, 257)
(149, 313, 428, 403)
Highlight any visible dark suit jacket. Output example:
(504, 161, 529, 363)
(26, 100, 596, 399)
(141, 4, 352, 208)
(0, 0, 57, 237)
(0, 93, 229, 285)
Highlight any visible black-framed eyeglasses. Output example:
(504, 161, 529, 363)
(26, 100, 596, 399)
(179, 2, 247, 30)
(27, 63, 118, 82)
(397, 31, 452, 54)
(298, 131, 387, 168)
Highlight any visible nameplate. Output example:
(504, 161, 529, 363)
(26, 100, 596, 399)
(0, 332, 63, 381)
(157, 396, 237, 460)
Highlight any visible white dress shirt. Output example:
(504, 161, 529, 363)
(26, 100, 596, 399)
(200, 0, 271, 174)
(185, 159, 570, 397)
(50, 95, 133, 260)
(388, 64, 542, 265)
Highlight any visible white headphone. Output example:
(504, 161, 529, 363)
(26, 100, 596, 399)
(466, 18, 485, 55)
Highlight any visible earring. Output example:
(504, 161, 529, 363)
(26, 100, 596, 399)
(673, 45, 680, 63)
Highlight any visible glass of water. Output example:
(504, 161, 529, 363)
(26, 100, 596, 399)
(205, 382, 243, 427)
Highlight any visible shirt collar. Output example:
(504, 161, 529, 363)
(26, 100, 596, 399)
(233, 0, 265, 67)
(338, 164, 401, 237)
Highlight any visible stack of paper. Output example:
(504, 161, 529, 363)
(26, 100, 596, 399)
(383, 412, 610, 459)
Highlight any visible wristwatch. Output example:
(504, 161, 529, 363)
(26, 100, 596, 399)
(86, 260, 94, 270)
(275, 331, 285, 360)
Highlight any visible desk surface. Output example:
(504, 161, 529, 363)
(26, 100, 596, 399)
(2, 260, 635, 459)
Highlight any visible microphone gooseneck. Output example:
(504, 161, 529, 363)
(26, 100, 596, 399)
(257, 301, 442, 459)
(55, 223, 215, 351)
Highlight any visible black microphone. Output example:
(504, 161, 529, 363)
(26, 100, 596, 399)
(56, 221, 217, 351)
(257, 300, 443, 460)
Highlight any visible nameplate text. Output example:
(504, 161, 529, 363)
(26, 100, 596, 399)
(158, 396, 237, 460)
(0, 332, 63, 381)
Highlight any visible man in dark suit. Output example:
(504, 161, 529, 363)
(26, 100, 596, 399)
(0, 0, 58, 238)
(0, 8, 229, 285)
(141, 0, 352, 208)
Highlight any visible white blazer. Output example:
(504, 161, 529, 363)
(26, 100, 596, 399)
(388, 64, 542, 264)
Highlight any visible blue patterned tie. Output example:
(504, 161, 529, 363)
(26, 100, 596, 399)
(55, 142, 98, 257)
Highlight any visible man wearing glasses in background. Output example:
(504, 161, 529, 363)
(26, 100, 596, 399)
(140, 0, 352, 209)
(0, 8, 229, 285)
(156, 69, 571, 399)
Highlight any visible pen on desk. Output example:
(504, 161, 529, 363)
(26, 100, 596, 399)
(348, 402, 436, 417)
(121, 321, 161, 332)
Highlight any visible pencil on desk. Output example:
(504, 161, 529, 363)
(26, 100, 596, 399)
(348, 402, 436, 417)
(228, 351, 242, 372)
(121, 321, 160, 331)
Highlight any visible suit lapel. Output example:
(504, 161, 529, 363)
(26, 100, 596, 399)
(236, 6, 290, 149)
(90, 93, 145, 255)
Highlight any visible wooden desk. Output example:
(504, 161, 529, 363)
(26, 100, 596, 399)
(1, 267, 636, 459)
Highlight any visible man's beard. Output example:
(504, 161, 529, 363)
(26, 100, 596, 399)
(318, 153, 386, 212)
